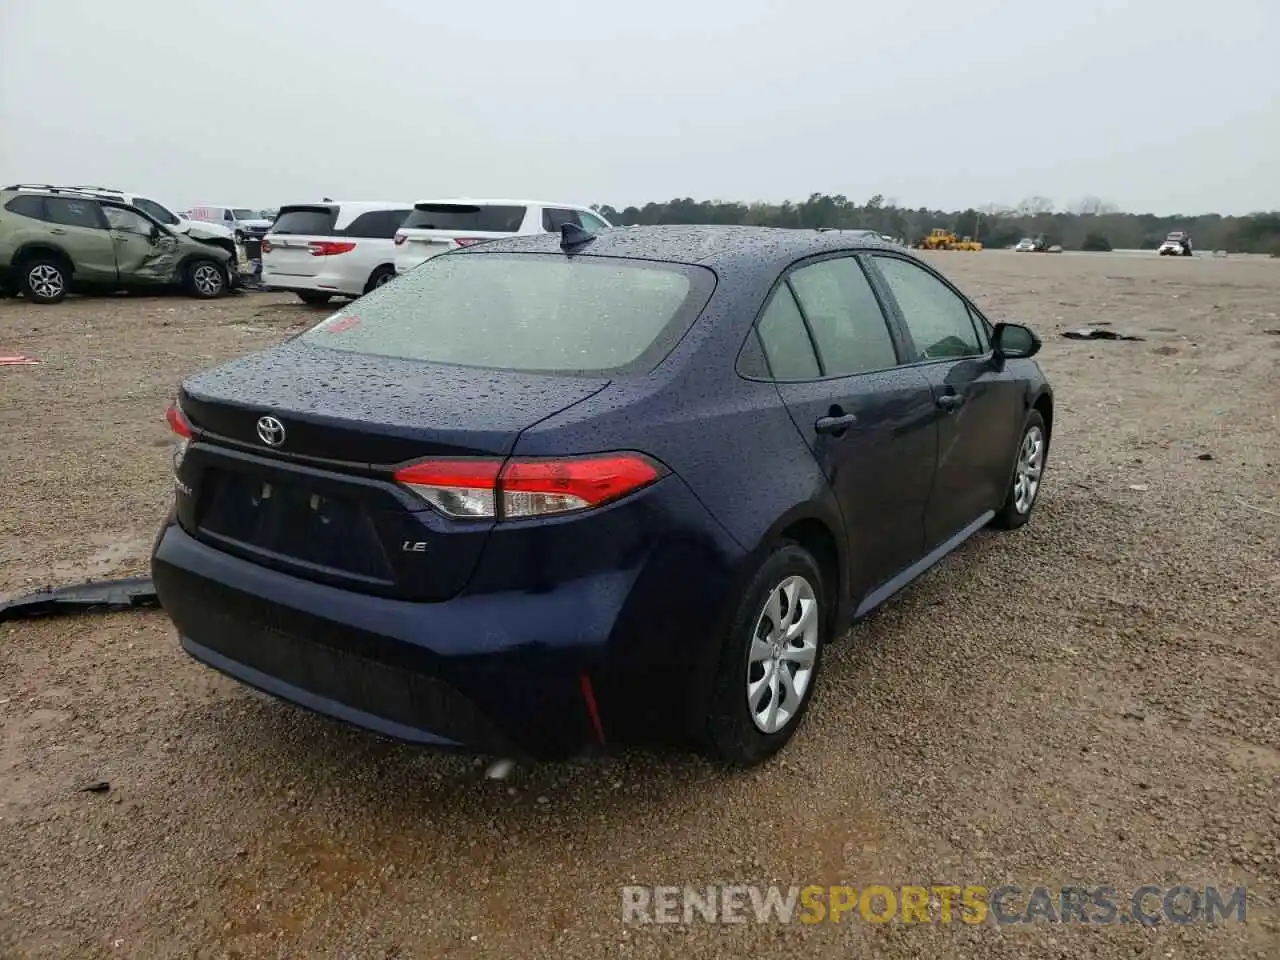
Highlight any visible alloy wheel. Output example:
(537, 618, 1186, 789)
(28, 264, 64, 299)
(1012, 425, 1045, 514)
(746, 574, 820, 734)
(193, 263, 223, 296)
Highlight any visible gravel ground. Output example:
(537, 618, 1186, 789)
(1, 253, 1278, 959)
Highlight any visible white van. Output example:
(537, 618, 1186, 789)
(393, 199, 610, 275)
(261, 201, 413, 304)
(189, 205, 274, 242)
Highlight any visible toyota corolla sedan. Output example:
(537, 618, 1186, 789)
(152, 225, 1053, 767)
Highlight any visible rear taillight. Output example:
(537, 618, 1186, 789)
(453, 237, 486, 247)
(307, 240, 357, 257)
(393, 453, 665, 520)
(260, 238, 273, 253)
(393, 233, 407, 246)
(166, 404, 193, 474)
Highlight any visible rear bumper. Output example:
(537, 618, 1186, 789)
(393, 252, 431, 275)
(151, 482, 743, 758)
(261, 267, 361, 297)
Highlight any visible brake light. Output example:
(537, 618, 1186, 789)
(307, 240, 357, 256)
(393, 233, 407, 246)
(453, 237, 486, 247)
(165, 404, 193, 474)
(261, 238, 273, 253)
(392, 453, 665, 519)
(165, 404, 192, 439)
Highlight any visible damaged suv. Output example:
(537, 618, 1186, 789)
(0, 186, 235, 303)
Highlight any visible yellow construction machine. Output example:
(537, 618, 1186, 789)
(915, 228, 983, 251)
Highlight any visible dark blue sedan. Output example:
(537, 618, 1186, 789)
(152, 225, 1053, 767)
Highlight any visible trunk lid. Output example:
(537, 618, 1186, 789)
(392, 202, 526, 273)
(180, 338, 609, 463)
(174, 340, 610, 601)
(263, 204, 338, 278)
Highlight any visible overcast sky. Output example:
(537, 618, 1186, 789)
(1, 0, 1275, 215)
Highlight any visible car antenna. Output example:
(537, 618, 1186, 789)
(560, 221, 595, 252)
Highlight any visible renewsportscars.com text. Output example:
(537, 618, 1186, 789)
(621, 884, 1247, 926)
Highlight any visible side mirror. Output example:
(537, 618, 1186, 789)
(992, 322, 1040, 359)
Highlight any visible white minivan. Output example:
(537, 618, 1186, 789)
(261, 201, 413, 304)
(393, 199, 610, 275)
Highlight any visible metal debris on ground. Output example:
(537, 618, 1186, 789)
(0, 576, 159, 623)
(1062, 328, 1146, 342)
(0, 355, 40, 365)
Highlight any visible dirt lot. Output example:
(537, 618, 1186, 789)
(2, 253, 1278, 959)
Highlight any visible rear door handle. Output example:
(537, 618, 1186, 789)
(936, 393, 963, 411)
(815, 412, 858, 435)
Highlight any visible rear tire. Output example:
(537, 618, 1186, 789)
(362, 264, 395, 294)
(703, 543, 827, 768)
(991, 410, 1047, 530)
(185, 259, 226, 299)
(296, 292, 332, 306)
(19, 257, 69, 304)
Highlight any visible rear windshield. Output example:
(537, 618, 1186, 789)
(401, 204, 526, 233)
(271, 206, 336, 235)
(302, 252, 715, 376)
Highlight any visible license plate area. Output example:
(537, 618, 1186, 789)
(198, 470, 393, 583)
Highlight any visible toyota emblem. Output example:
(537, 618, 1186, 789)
(256, 415, 286, 447)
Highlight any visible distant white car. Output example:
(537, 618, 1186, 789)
(1014, 238, 1037, 252)
(188, 205, 275, 243)
(261, 201, 413, 303)
(1157, 232, 1194, 257)
(393, 199, 610, 275)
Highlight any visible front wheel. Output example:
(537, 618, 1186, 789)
(185, 260, 226, 299)
(991, 410, 1047, 529)
(703, 544, 827, 767)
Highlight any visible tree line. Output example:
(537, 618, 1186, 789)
(591, 195, 1280, 255)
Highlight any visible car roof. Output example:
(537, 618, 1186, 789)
(459, 224, 894, 271)
(417, 197, 596, 210)
(280, 200, 413, 210)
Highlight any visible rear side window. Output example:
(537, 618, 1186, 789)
(788, 256, 898, 376)
(303, 253, 713, 376)
(44, 198, 104, 229)
(401, 204, 526, 232)
(542, 208, 581, 232)
(4, 195, 46, 219)
(341, 209, 409, 239)
(756, 286, 820, 380)
(271, 206, 337, 235)
(540, 208, 607, 233)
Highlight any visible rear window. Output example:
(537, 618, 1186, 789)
(401, 204, 526, 233)
(4, 195, 46, 219)
(340, 209, 409, 239)
(270, 206, 336, 235)
(302, 253, 714, 376)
